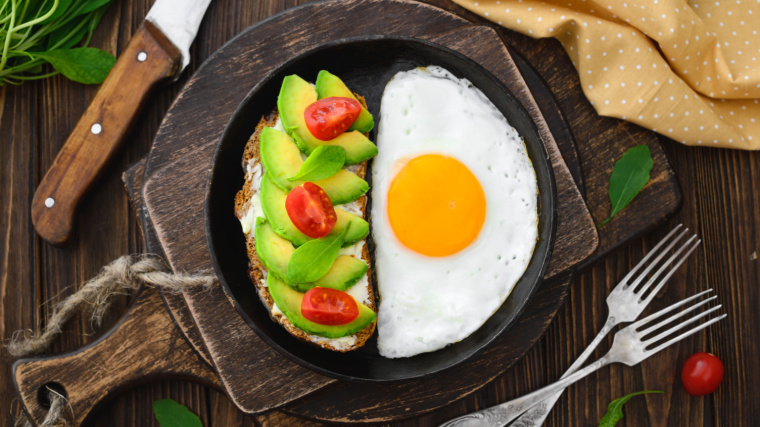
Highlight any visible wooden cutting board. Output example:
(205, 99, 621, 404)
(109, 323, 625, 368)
(12, 1, 681, 425)
(141, 0, 600, 418)
(140, 2, 678, 421)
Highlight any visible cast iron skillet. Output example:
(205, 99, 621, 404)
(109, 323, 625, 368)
(205, 35, 557, 382)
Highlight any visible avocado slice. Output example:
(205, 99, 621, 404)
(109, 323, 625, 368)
(260, 127, 368, 205)
(315, 70, 374, 133)
(267, 274, 376, 338)
(254, 218, 368, 292)
(278, 75, 378, 165)
(260, 174, 369, 247)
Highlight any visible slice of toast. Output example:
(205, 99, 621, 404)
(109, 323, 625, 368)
(233, 104, 376, 352)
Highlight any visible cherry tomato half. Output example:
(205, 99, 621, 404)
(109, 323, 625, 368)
(304, 97, 362, 141)
(681, 352, 724, 396)
(285, 182, 337, 238)
(301, 287, 359, 325)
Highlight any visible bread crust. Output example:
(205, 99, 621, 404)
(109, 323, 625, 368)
(233, 102, 376, 352)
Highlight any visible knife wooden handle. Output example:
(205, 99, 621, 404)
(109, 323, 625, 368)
(32, 22, 181, 246)
(12, 289, 221, 426)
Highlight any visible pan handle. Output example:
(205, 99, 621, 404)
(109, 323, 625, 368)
(12, 288, 221, 426)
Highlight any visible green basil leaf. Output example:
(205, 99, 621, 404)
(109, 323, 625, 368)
(152, 399, 203, 427)
(35, 47, 115, 84)
(598, 390, 663, 427)
(288, 145, 346, 182)
(287, 225, 349, 283)
(599, 144, 653, 227)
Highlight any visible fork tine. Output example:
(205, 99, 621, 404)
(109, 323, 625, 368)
(619, 224, 683, 286)
(633, 289, 713, 328)
(639, 295, 717, 335)
(636, 237, 700, 301)
(625, 227, 690, 291)
(648, 314, 727, 355)
(643, 304, 722, 343)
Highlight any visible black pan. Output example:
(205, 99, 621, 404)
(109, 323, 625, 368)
(205, 35, 557, 382)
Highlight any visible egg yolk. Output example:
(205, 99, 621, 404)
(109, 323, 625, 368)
(387, 154, 486, 257)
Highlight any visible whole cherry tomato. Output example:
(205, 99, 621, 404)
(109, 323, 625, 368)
(285, 182, 337, 238)
(301, 287, 359, 325)
(681, 352, 724, 395)
(304, 97, 361, 141)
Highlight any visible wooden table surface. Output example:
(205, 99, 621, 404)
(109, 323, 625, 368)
(1, 1, 758, 426)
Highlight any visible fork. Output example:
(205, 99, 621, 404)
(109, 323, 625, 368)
(440, 289, 726, 426)
(500, 225, 700, 427)
(440, 225, 699, 427)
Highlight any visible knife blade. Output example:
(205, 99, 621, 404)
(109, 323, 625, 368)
(31, 0, 213, 246)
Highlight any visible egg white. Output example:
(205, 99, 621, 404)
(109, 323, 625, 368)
(371, 66, 539, 358)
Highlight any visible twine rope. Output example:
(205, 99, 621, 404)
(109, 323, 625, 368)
(14, 387, 74, 427)
(8, 254, 216, 358)
(6, 254, 217, 427)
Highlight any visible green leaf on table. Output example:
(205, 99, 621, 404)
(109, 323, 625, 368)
(598, 390, 663, 427)
(35, 47, 115, 84)
(288, 225, 349, 283)
(598, 144, 653, 227)
(288, 145, 346, 182)
(152, 399, 203, 427)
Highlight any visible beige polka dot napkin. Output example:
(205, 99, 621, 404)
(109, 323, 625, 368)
(452, 0, 760, 149)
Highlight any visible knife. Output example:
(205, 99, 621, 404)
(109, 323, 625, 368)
(31, 0, 213, 246)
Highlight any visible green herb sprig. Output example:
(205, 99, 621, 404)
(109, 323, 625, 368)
(289, 145, 346, 182)
(0, 0, 117, 86)
(153, 399, 203, 427)
(287, 225, 349, 283)
(598, 390, 663, 427)
(599, 144, 653, 227)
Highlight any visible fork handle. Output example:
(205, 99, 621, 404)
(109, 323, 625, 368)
(440, 354, 615, 427)
(509, 315, 619, 427)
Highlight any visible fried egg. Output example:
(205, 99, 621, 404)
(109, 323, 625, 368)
(371, 66, 538, 358)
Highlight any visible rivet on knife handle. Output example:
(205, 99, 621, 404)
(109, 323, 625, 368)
(31, 22, 181, 246)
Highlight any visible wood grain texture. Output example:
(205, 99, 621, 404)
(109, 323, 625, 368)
(140, 17, 596, 366)
(101, 156, 583, 424)
(31, 22, 181, 246)
(3, 0, 757, 427)
(13, 289, 221, 426)
(280, 271, 576, 423)
(145, 145, 336, 414)
(140, 5, 598, 419)
(1, 2, 219, 425)
(120, 117, 578, 424)
(122, 159, 215, 368)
